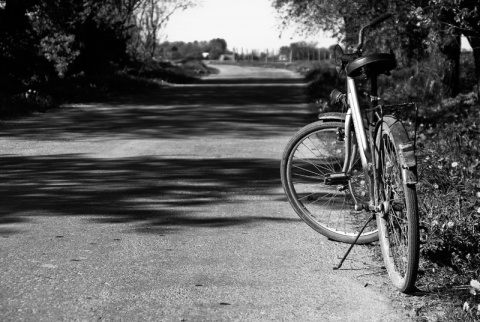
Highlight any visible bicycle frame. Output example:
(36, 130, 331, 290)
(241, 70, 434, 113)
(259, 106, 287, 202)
(342, 75, 377, 212)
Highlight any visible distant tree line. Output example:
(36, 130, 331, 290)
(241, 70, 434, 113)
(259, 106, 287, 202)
(279, 42, 332, 61)
(158, 39, 333, 63)
(157, 38, 228, 60)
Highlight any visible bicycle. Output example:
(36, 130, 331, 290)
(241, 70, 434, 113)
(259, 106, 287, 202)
(280, 14, 420, 293)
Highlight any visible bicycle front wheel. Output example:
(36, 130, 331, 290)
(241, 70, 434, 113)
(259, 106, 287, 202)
(281, 121, 377, 244)
(376, 117, 419, 293)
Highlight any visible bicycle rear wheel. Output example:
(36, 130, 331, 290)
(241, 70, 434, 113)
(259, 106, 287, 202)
(376, 117, 419, 293)
(281, 121, 377, 244)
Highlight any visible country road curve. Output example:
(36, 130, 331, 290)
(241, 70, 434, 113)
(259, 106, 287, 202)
(0, 64, 413, 321)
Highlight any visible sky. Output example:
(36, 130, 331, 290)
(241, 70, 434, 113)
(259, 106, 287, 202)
(163, 0, 336, 52)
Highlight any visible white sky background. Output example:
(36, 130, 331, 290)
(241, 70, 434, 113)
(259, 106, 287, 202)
(163, 0, 336, 52)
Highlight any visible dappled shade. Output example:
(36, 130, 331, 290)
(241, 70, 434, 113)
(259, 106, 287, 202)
(0, 77, 312, 140)
(0, 70, 309, 235)
(0, 155, 298, 235)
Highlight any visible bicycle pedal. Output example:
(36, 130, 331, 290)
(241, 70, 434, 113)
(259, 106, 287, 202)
(324, 173, 349, 185)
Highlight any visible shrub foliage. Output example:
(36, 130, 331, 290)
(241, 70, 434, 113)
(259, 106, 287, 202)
(418, 114, 480, 274)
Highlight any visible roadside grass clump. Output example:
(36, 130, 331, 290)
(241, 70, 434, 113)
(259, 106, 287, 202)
(0, 90, 55, 118)
(132, 59, 216, 81)
(126, 59, 199, 83)
(0, 59, 208, 118)
(413, 98, 480, 320)
(417, 118, 480, 275)
(178, 59, 219, 76)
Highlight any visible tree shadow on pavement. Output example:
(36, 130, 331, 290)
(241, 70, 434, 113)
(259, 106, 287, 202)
(0, 71, 309, 235)
(0, 155, 299, 235)
(0, 77, 315, 140)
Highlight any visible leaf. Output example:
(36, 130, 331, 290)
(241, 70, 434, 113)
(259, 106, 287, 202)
(470, 279, 480, 290)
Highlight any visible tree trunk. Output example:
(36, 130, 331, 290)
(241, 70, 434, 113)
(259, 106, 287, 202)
(437, 31, 461, 98)
(467, 36, 480, 99)
(431, 7, 461, 98)
(343, 16, 360, 49)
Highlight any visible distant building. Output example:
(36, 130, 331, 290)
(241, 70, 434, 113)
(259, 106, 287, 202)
(202, 52, 210, 59)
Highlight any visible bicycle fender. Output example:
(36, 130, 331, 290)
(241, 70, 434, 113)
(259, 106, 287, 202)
(318, 112, 346, 123)
(377, 116, 418, 185)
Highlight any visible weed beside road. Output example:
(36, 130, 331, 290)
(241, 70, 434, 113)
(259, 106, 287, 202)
(0, 59, 215, 119)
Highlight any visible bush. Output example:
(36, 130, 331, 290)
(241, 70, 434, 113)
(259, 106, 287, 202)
(304, 61, 341, 102)
(0, 91, 55, 118)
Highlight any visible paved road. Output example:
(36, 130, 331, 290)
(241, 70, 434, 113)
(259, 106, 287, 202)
(0, 65, 412, 321)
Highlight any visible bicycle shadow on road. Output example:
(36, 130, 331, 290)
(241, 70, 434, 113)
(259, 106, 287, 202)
(0, 155, 300, 236)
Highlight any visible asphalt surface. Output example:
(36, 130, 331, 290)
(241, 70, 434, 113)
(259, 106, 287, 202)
(0, 65, 413, 321)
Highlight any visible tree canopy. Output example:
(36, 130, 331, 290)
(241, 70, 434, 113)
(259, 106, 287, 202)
(271, 0, 480, 97)
(0, 0, 197, 94)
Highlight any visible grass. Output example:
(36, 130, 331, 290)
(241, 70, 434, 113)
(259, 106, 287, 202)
(413, 100, 480, 321)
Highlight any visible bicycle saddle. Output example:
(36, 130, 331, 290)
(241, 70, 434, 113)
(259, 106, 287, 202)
(346, 53, 396, 78)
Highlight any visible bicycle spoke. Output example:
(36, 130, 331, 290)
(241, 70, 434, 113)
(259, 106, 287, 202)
(376, 127, 419, 292)
(281, 121, 378, 244)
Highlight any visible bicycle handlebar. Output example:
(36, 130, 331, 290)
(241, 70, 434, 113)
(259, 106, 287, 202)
(355, 13, 393, 51)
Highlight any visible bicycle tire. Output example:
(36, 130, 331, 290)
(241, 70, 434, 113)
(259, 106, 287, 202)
(281, 121, 378, 244)
(375, 117, 419, 293)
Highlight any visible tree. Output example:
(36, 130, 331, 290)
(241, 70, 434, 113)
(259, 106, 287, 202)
(318, 47, 330, 60)
(279, 46, 291, 56)
(271, 0, 466, 98)
(271, 0, 394, 45)
(427, 0, 480, 97)
(0, 0, 45, 92)
(288, 41, 319, 61)
(133, 0, 196, 59)
(208, 38, 227, 60)
(0, 0, 199, 83)
(30, 1, 138, 75)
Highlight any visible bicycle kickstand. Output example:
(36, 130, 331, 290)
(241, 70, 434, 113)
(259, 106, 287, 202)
(333, 213, 375, 270)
